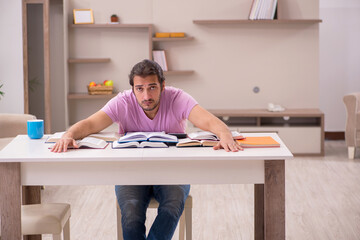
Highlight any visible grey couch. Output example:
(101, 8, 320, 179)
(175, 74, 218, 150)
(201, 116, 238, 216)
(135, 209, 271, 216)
(0, 113, 36, 150)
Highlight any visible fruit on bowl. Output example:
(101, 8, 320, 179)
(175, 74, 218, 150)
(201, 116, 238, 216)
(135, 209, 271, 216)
(88, 80, 114, 87)
(104, 80, 114, 86)
(88, 81, 114, 95)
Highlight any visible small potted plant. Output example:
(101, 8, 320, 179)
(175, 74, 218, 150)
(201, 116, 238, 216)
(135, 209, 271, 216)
(0, 83, 4, 100)
(111, 14, 119, 23)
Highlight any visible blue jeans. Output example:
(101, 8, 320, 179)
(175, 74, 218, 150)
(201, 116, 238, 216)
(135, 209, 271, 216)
(115, 185, 190, 240)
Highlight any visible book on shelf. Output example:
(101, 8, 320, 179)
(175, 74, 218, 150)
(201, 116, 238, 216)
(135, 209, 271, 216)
(49, 137, 109, 149)
(155, 32, 170, 38)
(46, 131, 121, 143)
(236, 136, 280, 148)
(249, 0, 277, 20)
(176, 138, 218, 148)
(154, 32, 186, 38)
(170, 32, 185, 38)
(112, 141, 168, 149)
(117, 132, 178, 143)
(188, 131, 244, 141)
(152, 50, 168, 71)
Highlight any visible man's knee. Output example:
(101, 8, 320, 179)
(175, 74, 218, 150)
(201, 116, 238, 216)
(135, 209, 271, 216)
(158, 198, 186, 219)
(155, 185, 189, 219)
(120, 199, 147, 228)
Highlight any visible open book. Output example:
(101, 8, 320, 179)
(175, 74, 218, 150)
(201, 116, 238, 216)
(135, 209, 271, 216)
(236, 136, 280, 148)
(46, 131, 120, 143)
(176, 138, 218, 147)
(188, 131, 244, 141)
(118, 132, 178, 143)
(177, 131, 244, 148)
(49, 137, 109, 149)
(112, 141, 168, 149)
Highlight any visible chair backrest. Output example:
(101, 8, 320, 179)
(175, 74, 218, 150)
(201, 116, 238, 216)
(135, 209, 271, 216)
(0, 113, 36, 138)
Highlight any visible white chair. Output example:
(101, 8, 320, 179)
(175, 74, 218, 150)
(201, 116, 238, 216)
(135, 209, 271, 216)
(0, 114, 71, 239)
(116, 195, 192, 240)
(0, 203, 71, 240)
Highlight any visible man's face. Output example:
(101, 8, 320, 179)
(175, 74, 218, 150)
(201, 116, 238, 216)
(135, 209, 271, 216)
(133, 75, 164, 113)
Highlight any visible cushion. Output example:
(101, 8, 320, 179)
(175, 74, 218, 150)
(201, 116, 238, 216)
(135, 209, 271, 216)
(0, 114, 36, 138)
(0, 137, 13, 151)
(21, 203, 71, 235)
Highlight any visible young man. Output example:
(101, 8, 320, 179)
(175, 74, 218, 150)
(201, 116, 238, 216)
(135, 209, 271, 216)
(52, 59, 241, 240)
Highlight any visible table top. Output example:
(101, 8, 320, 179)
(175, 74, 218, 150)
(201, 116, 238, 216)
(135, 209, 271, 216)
(0, 133, 293, 163)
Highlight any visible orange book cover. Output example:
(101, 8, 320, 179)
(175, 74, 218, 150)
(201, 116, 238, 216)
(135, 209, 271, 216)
(236, 136, 280, 148)
(155, 32, 170, 38)
(170, 32, 185, 38)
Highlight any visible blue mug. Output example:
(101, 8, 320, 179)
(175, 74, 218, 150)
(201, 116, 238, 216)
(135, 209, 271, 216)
(27, 119, 44, 139)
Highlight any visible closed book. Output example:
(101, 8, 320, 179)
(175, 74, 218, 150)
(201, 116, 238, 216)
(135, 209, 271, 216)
(249, 0, 260, 20)
(152, 50, 168, 71)
(155, 32, 170, 38)
(170, 32, 185, 38)
(236, 136, 280, 148)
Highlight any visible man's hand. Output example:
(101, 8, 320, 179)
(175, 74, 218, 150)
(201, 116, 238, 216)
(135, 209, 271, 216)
(213, 135, 243, 152)
(51, 137, 79, 153)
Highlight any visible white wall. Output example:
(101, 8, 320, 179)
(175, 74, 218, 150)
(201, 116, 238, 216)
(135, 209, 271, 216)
(67, 0, 320, 125)
(2, 0, 358, 132)
(0, 0, 24, 113)
(320, 0, 360, 131)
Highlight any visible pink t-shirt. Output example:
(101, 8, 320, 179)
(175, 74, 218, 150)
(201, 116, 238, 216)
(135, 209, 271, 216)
(101, 86, 198, 134)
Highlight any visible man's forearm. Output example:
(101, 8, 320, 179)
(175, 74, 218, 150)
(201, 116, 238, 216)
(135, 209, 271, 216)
(188, 105, 241, 152)
(63, 119, 93, 140)
(207, 117, 232, 140)
(189, 105, 232, 139)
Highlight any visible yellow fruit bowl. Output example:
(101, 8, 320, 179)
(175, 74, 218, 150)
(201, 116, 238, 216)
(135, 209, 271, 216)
(87, 85, 113, 95)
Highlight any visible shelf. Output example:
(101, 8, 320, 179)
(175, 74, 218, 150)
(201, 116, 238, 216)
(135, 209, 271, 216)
(152, 36, 195, 42)
(209, 108, 324, 117)
(70, 23, 152, 28)
(164, 70, 194, 76)
(68, 58, 111, 63)
(68, 93, 117, 99)
(207, 108, 324, 156)
(193, 19, 322, 24)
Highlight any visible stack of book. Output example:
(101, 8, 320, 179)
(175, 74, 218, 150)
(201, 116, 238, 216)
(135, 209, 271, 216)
(248, 0, 278, 20)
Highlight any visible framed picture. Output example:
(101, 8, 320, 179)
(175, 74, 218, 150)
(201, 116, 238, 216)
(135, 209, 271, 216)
(73, 9, 94, 24)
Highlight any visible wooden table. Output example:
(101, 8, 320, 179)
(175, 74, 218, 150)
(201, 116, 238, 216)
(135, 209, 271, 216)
(0, 133, 293, 239)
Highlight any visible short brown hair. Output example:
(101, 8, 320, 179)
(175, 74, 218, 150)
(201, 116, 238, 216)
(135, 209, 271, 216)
(129, 59, 165, 87)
